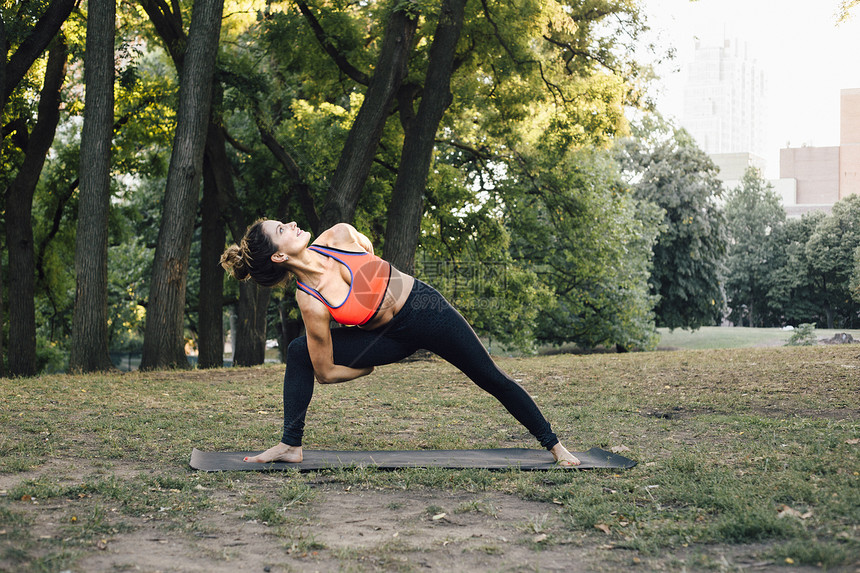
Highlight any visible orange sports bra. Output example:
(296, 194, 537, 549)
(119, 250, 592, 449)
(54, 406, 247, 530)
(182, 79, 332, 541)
(296, 245, 392, 326)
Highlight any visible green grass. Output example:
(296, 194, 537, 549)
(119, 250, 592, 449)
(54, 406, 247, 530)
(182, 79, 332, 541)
(656, 326, 860, 350)
(1, 345, 858, 571)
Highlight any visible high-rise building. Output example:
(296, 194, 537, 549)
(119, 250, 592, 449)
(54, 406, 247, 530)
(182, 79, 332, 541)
(682, 38, 767, 159)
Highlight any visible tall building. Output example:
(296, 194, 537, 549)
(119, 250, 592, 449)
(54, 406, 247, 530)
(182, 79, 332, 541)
(682, 38, 767, 159)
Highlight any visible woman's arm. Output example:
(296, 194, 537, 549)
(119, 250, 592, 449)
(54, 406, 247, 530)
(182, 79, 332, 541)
(298, 293, 374, 384)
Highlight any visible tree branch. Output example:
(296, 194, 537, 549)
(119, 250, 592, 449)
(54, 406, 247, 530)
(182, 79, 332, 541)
(3, 0, 77, 107)
(295, 0, 370, 85)
(478, 0, 570, 104)
(541, 34, 617, 74)
(139, 0, 186, 69)
(257, 122, 321, 233)
(222, 126, 253, 154)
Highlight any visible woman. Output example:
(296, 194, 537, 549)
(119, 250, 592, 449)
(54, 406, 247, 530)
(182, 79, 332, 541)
(220, 220, 580, 466)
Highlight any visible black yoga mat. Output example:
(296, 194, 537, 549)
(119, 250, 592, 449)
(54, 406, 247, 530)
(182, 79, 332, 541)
(189, 447, 636, 472)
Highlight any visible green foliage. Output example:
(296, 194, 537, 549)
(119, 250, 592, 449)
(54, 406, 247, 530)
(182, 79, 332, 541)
(505, 148, 661, 350)
(786, 323, 817, 346)
(617, 118, 728, 331)
(852, 245, 860, 303)
(804, 194, 860, 327)
(763, 196, 860, 329)
(415, 162, 550, 352)
(2, 0, 663, 370)
(723, 167, 786, 327)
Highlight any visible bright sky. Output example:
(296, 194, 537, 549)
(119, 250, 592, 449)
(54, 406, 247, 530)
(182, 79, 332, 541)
(641, 0, 860, 178)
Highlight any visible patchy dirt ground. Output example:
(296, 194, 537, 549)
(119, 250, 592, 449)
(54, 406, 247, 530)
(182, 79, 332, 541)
(1, 459, 844, 573)
(2, 346, 858, 572)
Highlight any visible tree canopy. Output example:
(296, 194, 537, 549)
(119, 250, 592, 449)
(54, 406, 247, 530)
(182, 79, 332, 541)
(14, 0, 860, 375)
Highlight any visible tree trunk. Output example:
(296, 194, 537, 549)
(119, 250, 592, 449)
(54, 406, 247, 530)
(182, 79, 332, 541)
(141, 0, 224, 370)
(197, 149, 226, 368)
(232, 281, 269, 366)
(4, 38, 66, 377)
(277, 300, 302, 364)
(0, 13, 6, 118)
(70, 0, 116, 373)
(0, 244, 5, 378)
(317, 6, 417, 229)
(384, 0, 466, 273)
(203, 116, 281, 367)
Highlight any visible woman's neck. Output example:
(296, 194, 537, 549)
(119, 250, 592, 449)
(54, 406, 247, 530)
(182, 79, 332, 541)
(288, 247, 329, 287)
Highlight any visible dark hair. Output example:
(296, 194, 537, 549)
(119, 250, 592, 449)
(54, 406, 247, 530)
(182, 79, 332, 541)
(220, 219, 290, 287)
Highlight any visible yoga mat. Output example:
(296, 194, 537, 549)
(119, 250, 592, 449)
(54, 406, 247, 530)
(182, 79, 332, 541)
(189, 447, 636, 472)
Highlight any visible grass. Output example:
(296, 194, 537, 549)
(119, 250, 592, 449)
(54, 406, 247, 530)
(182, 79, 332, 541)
(656, 326, 860, 350)
(1, 344, 858, 571)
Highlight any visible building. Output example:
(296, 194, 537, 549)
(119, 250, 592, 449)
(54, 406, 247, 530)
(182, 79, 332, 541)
(683, 38, 767, 159)
(839, 88, 860, 199)
(777, 88, 860, 217)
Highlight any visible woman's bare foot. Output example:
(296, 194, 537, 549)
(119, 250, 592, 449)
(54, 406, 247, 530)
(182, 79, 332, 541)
(244, 442, 303, 463)
(550, 443, 581, 467)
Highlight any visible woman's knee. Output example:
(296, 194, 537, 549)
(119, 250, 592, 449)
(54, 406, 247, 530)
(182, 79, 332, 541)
(287, 336, 311, 363)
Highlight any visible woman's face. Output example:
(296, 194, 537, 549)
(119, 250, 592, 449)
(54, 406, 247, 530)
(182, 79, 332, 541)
(261, 220, 311, 262)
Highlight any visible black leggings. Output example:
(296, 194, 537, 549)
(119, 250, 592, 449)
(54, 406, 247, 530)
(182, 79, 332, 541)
(281, 280, 559, 450)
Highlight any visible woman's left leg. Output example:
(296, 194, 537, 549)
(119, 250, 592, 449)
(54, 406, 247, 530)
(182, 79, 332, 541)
(385, 282, 560, 450)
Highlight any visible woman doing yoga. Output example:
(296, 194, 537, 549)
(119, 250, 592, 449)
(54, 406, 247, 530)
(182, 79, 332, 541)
(220, 220, 581, 466)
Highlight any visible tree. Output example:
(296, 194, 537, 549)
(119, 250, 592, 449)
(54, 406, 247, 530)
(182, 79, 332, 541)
(315, 1, 418, 230)
(4, 38, 67, 376)
(804, 194, 860, 328)
(140, 0, 224, 370)
(838, 0, 860, 22)
(506, 148, 662, 351)
(723, 167, 785, 327)
(765, 212, 827, 326)
(850, 244, 860, 304)
(617, 121, 728, 330)
(223, 0, 655, 354)
(70, 0, 117, 372)
(383, 0, 466, 273)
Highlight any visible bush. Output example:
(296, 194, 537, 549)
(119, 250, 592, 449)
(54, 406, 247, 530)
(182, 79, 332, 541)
(786, 323, 817, 346)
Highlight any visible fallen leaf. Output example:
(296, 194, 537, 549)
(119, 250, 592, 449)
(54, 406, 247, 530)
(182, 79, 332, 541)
(610, 445, 631, 454)
(431, 513, 446, 521)
(533, 533, 548, 543)
(594, 523, 611, 534)
(846, 438, 859, 445)
(777, 504, 812, 519)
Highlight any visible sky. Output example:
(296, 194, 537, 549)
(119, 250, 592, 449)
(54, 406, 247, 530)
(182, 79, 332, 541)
(640, 0, 860, 178)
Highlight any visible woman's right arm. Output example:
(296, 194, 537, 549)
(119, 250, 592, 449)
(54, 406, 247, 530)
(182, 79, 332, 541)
(298, 293, 374, 384)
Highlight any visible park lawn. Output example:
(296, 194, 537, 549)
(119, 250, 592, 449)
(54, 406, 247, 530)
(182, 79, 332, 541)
(0, 345, 858, 572)
(657, 326, 860, 350)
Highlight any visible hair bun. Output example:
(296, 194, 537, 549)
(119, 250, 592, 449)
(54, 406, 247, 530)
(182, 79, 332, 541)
(220, 244, 251, 281)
